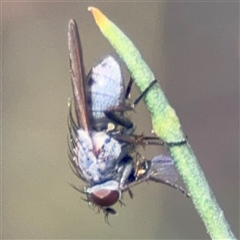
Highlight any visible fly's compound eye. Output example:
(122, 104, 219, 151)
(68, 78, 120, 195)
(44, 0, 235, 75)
(90, 189, 120, 207)
(87, 180, 121, 207)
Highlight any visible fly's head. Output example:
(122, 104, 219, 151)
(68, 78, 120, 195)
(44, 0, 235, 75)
(69, 179, 123, 224)
(86, 180, 121, 210)
(69, 180, 120, 222)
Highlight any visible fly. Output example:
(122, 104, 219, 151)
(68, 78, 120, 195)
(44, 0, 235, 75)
(67, 19, 188, 221)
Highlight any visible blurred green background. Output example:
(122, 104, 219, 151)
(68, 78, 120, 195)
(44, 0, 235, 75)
(2, 2, 239, 239)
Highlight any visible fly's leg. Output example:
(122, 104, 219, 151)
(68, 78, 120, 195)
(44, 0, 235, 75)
(113, 133, 187, 148)
(121, 170, 190, 198)
(131, 79, 157, 108)
(105, 78, 158, 135)
(112, 133, 162, 148)
(125, 76, 134, 99)
(117, 156, 136, 200)
(106, 77, 187, 147)
(133, 153, 151, 180)
(149, 177, 190, 198)
(104, 110, 134, 130)
(125, 78, 187, 146)
(116, 156, 134, 189)
(165, 138, 187, 147)
(125, 77, 157, 107)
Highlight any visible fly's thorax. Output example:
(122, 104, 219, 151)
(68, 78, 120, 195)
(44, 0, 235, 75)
(75, 129, 124, 184)
(86, 180, 121, 207)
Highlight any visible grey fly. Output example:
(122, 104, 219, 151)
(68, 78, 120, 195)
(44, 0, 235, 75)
(67, 19, 188, 221)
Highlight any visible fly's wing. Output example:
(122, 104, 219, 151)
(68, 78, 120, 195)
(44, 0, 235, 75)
(147, 155, 190, 197)
(121, 155, 189, 197)
(68, 19, 90, 131)
(121, 155, 178, 191)
(147, 155, 178, 183)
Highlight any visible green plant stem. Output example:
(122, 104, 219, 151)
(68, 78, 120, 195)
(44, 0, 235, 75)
(88, 7, 236, 239)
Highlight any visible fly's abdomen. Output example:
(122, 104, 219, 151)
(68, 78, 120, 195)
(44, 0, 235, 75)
(87, 56, 125, 128)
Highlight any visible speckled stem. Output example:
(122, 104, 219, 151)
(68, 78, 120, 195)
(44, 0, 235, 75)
(88, 7, 236, 240)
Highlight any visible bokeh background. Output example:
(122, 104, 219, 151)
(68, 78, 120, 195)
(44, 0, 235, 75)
(2, 1, 239, 239)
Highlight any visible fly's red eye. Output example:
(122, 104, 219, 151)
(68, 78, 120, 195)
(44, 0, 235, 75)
(90, 189, 120, 207)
